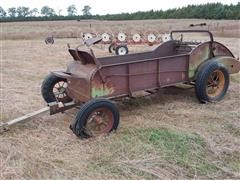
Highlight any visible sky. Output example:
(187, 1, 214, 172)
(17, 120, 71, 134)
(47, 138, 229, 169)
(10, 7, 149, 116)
(1, 0, 239, 15)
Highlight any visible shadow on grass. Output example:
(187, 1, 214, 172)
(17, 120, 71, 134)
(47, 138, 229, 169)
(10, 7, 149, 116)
(118, 85, 197, 111)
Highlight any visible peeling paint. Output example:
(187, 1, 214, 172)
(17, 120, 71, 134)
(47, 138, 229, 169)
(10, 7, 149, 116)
(189, 43, 210, 79)
(91, 83, 115, 98)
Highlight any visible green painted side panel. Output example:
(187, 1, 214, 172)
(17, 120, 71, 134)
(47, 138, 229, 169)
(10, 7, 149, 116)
(188, 41, 237, 80)
(91, 84, 115, 98)
(189, 43, 210, 79)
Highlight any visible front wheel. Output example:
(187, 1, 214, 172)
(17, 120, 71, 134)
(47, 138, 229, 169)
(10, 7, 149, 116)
(195, 62, 229, 103)
(41, 73, 72, 103)
(115, 45, 128, 55)
(70, 99, 119, 138)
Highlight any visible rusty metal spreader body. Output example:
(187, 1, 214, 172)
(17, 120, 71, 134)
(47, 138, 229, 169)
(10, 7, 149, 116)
(1, 30, 239, 136)
(53, 30, 240, 105)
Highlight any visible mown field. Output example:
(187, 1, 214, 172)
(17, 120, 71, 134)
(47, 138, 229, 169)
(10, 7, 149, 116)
(0, 19, 240, 179)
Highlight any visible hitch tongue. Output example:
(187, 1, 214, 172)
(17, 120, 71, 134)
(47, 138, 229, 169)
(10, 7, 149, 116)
(49, 101, 76, 115)
(0, 123, 9, 134)
(0, 107, 50, 134)
(0, 102, 77, 134)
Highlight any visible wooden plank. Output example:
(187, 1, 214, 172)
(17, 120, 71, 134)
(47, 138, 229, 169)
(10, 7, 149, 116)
(0, 107, 49, 133)
(8, 107, 50, 126)
(0, 102, 77, 134)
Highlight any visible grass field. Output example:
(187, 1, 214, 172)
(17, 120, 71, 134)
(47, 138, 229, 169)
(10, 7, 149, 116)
(0, 19, 240, 179)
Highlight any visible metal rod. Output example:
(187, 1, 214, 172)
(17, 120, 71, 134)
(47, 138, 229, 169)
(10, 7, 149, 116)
(170, 30, 214, 42)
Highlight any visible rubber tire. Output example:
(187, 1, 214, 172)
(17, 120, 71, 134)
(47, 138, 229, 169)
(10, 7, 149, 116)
(108, 44, 115, 53)
(70, 98, 119, 138)
(195, 61, 229, 103)
(115, 45, 129, 55)
(41, 73, 72, 103)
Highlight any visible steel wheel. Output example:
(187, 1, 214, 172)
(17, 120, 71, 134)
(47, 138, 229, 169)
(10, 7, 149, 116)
(102, 33, 110, 42)
(147, 34, 156, 43)
(71, 99, 119, 138)
(53, 80, 69, 102)
(85, 107, 114, 136)
(41, 73, 72, 103)
(206, 70, 225, 98)
(117, 32, 126, 42)
(132, 33, 141, 43)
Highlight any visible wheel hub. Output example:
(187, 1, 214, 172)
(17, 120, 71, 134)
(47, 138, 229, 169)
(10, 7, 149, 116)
(53, 81, 68, 100)
(57, 87, 66, 93)
(86, 108, 114, 136)
(118, 47, 126, 55)
(207, 70, 225, 98)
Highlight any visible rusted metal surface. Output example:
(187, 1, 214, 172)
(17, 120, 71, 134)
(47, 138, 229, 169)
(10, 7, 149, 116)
(209, 56, 240, 74)
(52, 30, 240, 103)
(85, 107, 114, 136)
(49, 101, 77, 115)
(212, 42, 234, 57)
(188, 42, 212, 78)
(170, 30, 236, 79)
(84, 37, 102, 47)
(53, 63, 97, 102)
(93, 54, 188, 98)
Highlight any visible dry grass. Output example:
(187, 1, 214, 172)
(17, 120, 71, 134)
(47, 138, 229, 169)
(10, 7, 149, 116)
(1, 19, 240, 40)
(0, 19, 240, 179)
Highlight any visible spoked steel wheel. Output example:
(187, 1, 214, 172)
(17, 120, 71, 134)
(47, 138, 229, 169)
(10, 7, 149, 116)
(85, 107, 114, 136)
(132, 33, 141, 43)
(206, 70, 225, 98)
(52, 80, 69, 102)
(71, 99, 119, 138)
(41, 73, 72, 103)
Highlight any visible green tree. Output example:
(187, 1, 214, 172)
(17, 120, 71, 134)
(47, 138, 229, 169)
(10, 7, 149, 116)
(0, 6, 6, 17)
(1, 2, 239, 22)
(41, 6, 56, 16)
(8, 7, 17, 17)
(16, 6, 30, 17)
(67, 4, 77, 16)
(29, 8, 39, 17)
(82, 5, 91, 16)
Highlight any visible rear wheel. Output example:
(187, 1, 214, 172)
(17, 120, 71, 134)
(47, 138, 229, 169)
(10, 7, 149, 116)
(108, 44, 115, 53)
(195, 62, 229, 103)
(70, 99, 119, 138)
(41, 73, 72, 103)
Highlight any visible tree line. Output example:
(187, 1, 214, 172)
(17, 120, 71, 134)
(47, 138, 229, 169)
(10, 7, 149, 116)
(0, 5, 91, 19)
(0, 3, 239, 22)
